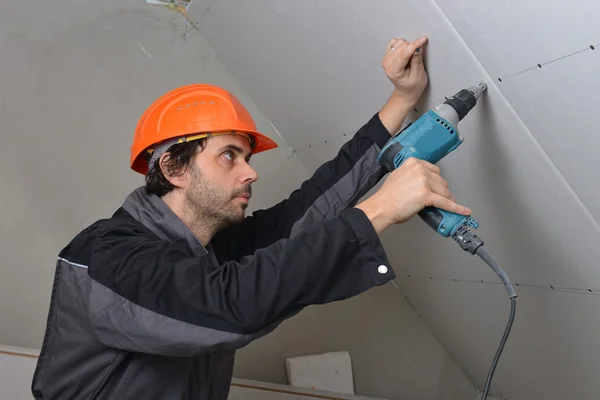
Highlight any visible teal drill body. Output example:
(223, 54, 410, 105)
(378, 82, 487, 237)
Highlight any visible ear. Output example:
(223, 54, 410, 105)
(159, 152, 190, 189)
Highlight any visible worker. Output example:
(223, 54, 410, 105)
(31, 35, 471, 399)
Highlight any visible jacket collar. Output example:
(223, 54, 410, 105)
(122, 187, 209, 257)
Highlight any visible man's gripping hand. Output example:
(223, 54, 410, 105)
(378, 35, 429, 136)
(382, 35, 429, 108)
(355, 158, 471, 234)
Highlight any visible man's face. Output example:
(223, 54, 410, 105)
(183, 134, 258, 227)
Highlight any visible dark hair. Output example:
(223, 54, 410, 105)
(145, 139, 207, 197)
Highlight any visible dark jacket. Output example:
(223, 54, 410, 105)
(31, 113, 396, 399)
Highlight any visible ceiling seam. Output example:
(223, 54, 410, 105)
(402, 274, 600, 297)
(188, 0, 217, 23)
(389, 280, 422, 318)
(430, 0, 600, 234)
(497, 44, 597, 81)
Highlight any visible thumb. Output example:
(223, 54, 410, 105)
(410, 47, 424, 69)
(410, 36, 427, 66)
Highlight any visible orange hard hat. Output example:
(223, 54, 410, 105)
(130, 84, 279, 175)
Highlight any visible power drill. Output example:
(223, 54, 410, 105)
(377, 82, 518, 399)
(378, 81, 486, 239)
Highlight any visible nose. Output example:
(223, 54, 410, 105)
(241, 161, 259, 184)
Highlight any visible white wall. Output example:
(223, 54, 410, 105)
(0, 347, 38, 400)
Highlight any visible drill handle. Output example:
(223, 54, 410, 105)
(378, 130, 409, 173)
(418, 207, 444, 232)
(418, 207, 459, 237)
(418, 206, 478, 237)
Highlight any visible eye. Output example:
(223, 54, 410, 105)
(223, 151, 233, 161)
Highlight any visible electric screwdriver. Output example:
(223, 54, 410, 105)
(378, 82, 486, 238)
(377, 82, 517, 399)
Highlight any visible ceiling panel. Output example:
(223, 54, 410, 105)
(434, 0, 600, 78)
(434, 0, 600, 226)
(395, 275, 600, 400)
(187, 0, 485, 151)
(490, 49, 600, 224)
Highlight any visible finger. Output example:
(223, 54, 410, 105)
(386, 38, 408, 55)
(409, 35, 428, 54)
(426, 170, 449, 188)
(396, 35, 428, 68)
(410, 158, 440, 174)
(385, 39, 395, 55)
(410, 40, 427, 67)
(385, 39, 397, 54)
(428, 180, 452, 199)
(428, 193, 472, 216)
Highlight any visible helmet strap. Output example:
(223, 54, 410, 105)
(146, 131, 255, 171)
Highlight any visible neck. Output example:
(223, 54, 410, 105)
(161, 191, 219, 247)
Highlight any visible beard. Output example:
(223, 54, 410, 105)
(183, 163, 251, 231)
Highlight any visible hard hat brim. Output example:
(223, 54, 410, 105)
(131, 128, 279, 175)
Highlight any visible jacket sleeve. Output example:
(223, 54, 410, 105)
(86, 207, 394, 356)
(211, 112, 392, 261)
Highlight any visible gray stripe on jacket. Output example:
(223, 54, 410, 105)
(60, 258, 275, 356)
(290, 143, 384, 237)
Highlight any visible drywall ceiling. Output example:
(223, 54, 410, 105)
(187, 0, 600, 399)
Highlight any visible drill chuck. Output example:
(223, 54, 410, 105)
(443, 82, 487, 121)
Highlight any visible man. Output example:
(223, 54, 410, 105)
(32, 36, 471, 399)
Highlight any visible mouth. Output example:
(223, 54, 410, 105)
(235, 194, 251, 202)
(233, 185, 252, 203)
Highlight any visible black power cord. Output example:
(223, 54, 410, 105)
(476, 247, 517, 399)
(479, 295, 516, 399)
(452, 227, 518, 399)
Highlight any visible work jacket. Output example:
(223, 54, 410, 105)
(31, 113, 396, 399)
